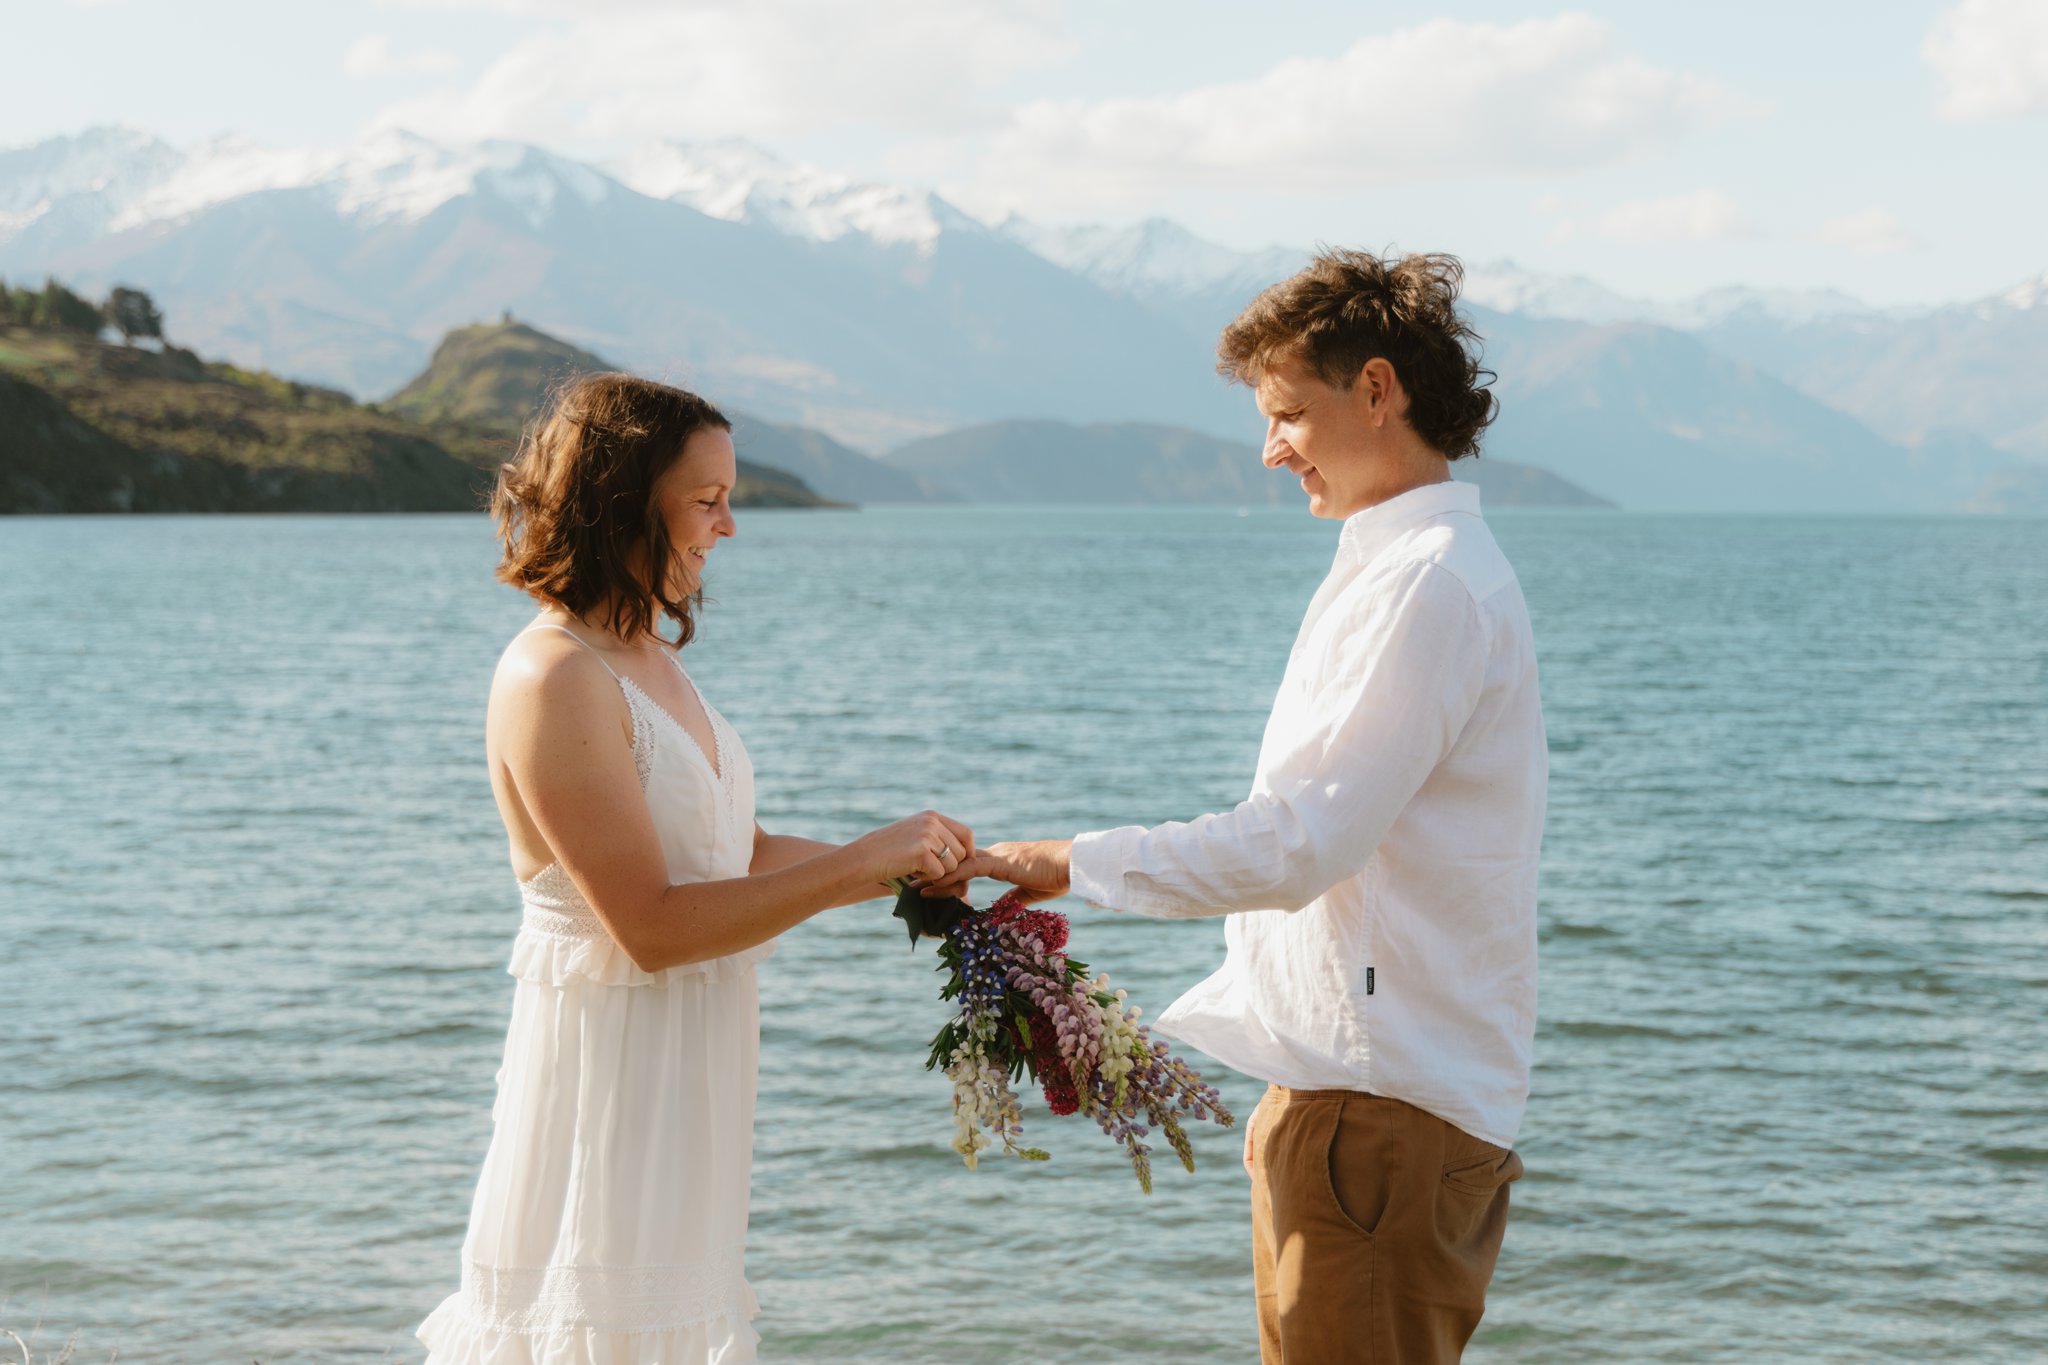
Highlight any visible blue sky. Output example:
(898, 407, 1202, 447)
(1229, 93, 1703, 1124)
(7, 0, 2045, 307)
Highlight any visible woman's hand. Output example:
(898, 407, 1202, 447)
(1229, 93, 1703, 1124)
(923, 838, 1072, 902)
(850, 810, 976, 887)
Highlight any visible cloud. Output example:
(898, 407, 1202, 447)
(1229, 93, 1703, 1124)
(1815, 208, 1927, 255)
(366, 0, 1068, 144)
(1593, 190, 1752, 242)
(945, 14, 1741, 216)
(1925, 0, 2048, 119)
(343, 35, 458, 80)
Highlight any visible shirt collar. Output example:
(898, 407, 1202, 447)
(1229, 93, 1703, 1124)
(1336, 479, 1481, 566)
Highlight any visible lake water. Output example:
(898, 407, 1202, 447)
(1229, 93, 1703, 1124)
(2, 507, 2045, 1363)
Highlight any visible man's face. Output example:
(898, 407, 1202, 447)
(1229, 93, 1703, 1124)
(1253, 354, 1378, 520)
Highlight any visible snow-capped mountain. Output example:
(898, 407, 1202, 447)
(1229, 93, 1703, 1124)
(0, 127, 616, 249)
(1659, 284, 1881, 330)
(0, 127, 183, 245)
(1992, 269, 2048, 314)
(0, 125, 1249, 448)
(1693, 270, 2048, 460)
(1463, 260, 1646, 326)
(991, 214, 1306, 337)
(3, 124, 2042, 501)
(1397, 259, 1884, 333)
(614, 138, 954, 251)
(0, 127, 173, 220)
(0, 124, 1932, 337)
(998, 215, 1300, 300)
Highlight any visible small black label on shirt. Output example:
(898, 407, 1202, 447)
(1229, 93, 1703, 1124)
(1365, 967, 1375, 996)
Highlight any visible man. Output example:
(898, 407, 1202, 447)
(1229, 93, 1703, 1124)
(931, 249, 1547, 1364)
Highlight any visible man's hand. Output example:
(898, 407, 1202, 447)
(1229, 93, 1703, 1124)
(923, 838, 1073, 903)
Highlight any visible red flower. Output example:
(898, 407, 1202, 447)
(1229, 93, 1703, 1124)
(1022, 1005, 1080, 1115)
(986, 890, 1069, 953)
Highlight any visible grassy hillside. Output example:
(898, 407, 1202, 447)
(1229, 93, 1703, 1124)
(386, 320, 844, 508)
(1, 326, 492, 513)
(387, 319, 611, 428)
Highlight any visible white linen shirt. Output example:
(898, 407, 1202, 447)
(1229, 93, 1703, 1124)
(1069, 481, 1546, 1148)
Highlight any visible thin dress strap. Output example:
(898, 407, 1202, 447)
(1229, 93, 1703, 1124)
(520, 622, 623, 680)
(518, 622, 657, 789)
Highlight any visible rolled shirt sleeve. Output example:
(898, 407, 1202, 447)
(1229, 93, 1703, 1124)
(1070, 560, 1487, 919)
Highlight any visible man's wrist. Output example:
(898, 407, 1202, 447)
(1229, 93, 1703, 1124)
(1047, 838, 1074, 892)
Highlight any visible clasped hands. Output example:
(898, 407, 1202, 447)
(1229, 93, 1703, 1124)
(918, 837, 1074, 906)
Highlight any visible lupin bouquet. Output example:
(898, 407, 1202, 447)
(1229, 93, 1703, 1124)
(893, 883, 1233, 1191)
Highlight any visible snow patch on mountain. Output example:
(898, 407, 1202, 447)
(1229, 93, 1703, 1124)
(0, 126, 614, 244)
(1995, 270, 2048, 312)
(0, 127, 183, 239)
(615, 139, 947, 250)
(1465, 260, 1643, 324)
(1661, 284, 1877, 329)
(998, 214, 1301, 297)
(5, 123, 2041, 347)
(1465, 260, 1877, 330)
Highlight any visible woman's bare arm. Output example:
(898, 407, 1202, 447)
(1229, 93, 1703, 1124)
(493, 645, 967, 971)
(752, 826, 900, 908)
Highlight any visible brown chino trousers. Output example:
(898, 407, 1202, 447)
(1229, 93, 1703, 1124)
(1249, 1086, 1523, 1365)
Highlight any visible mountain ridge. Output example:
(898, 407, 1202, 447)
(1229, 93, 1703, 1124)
(883, 419, 1614, 509)
(7, 125, 2042, 511)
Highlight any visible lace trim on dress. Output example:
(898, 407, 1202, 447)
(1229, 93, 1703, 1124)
(458, 1249, 751, 1334)
(621, 691, 657, 789)
(614, 670, 739, 832)
(519, 879, 605, 942)
(694, 687, 739, 823)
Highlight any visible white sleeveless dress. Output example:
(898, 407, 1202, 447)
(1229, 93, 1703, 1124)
(419, 629, 772, 1365)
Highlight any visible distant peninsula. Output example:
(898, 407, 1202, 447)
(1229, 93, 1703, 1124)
(0, 285, 840, 514)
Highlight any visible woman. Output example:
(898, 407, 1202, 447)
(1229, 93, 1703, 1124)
(418, 374, 971, 1364)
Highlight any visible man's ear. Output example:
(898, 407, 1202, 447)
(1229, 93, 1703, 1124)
(1358, 358, 1403, 426)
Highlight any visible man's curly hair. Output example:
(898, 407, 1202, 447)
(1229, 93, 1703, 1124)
(1218, 249, 1498, 460)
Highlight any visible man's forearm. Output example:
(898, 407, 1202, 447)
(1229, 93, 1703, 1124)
(1069, 791, 1364, 919)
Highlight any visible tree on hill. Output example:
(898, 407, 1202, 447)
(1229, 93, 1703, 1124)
(28, 279, 104, 335)
(2, 282, 41, 323)
(104, 286, 165, 345)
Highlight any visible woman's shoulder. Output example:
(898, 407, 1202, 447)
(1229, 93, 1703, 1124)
(491, 625, 627, 724)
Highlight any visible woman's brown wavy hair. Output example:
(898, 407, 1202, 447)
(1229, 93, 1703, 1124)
(493, 372, 730, 649)
(1218, 249, 1498, 460)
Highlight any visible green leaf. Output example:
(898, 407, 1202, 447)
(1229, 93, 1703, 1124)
(891, 883, 976, 949)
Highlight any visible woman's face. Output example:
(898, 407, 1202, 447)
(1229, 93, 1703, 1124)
(649, 425, 739, 598)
